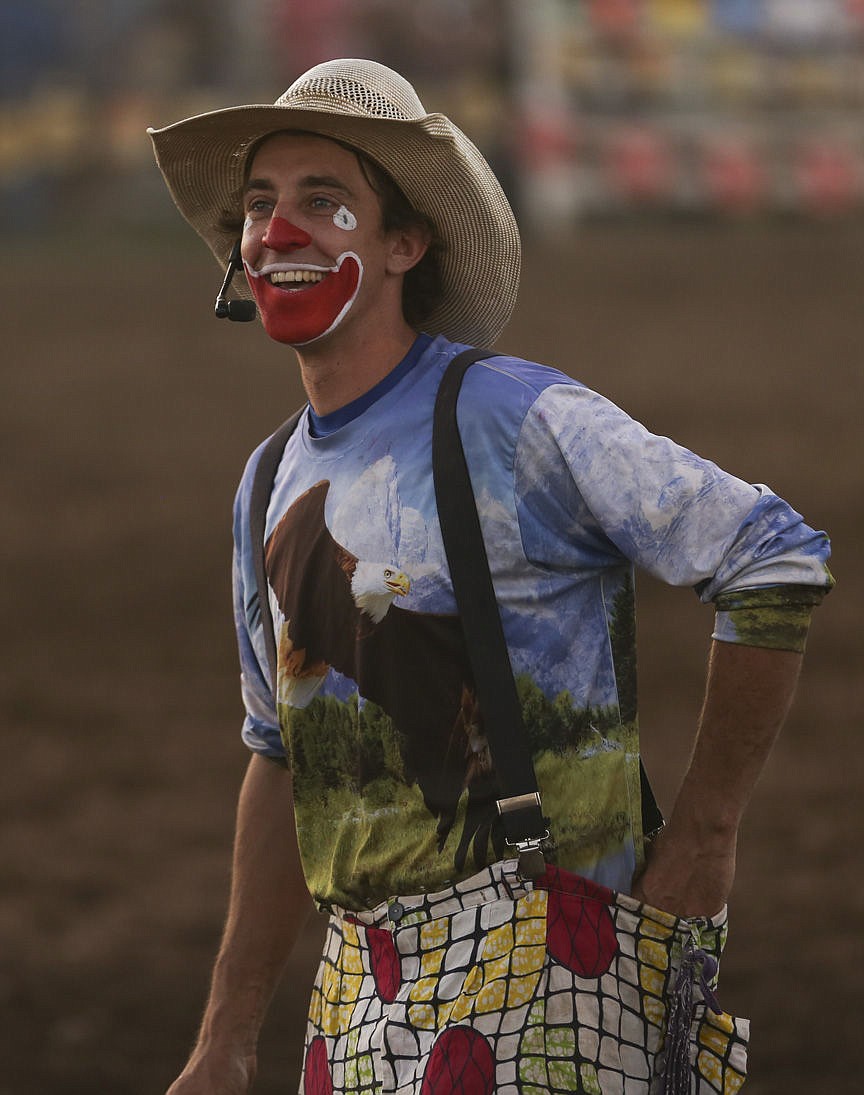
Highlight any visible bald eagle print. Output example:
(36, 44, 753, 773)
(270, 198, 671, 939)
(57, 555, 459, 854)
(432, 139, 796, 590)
(264, 478, 505, 871)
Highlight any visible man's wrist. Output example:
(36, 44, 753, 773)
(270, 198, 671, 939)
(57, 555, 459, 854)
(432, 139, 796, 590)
(666, 786, 741, 845)
(196, 990, 266, 1059)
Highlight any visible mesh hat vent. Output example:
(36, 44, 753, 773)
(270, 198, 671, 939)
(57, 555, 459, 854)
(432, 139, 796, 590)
(278, 60, 425, 121)
(277, 76, 410, 119)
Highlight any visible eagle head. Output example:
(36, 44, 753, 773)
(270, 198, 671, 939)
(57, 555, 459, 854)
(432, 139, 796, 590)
(350, 562, 411, 623)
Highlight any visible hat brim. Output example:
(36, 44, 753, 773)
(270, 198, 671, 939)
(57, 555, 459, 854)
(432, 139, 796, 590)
(149, 104, 520, 347)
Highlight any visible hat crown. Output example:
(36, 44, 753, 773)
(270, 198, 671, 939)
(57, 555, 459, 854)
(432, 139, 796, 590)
(276, 58, 427, 122)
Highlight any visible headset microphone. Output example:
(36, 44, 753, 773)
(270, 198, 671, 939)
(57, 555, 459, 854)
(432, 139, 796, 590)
(214, 239, 257, 322)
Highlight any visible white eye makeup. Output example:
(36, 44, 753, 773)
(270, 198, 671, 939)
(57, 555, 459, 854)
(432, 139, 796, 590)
(333, 205, 357, 231)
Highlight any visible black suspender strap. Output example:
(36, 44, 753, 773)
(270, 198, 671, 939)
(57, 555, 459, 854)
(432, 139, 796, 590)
(641, 757, 664, 839)
(432, 348, 664, 859)
(249, 407, 304, 693)
(432, 349, 548, 875)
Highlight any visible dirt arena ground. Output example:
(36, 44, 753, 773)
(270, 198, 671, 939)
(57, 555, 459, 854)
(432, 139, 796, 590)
(2, 219, 861, 1094)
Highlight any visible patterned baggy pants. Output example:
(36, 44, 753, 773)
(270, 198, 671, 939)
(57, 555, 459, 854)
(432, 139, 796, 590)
(299, 861, 749, 1094)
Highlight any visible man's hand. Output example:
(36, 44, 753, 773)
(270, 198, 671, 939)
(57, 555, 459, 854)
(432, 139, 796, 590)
(631, 819, 736, 919)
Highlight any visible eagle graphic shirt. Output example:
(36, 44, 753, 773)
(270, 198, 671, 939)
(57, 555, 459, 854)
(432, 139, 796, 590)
(233, 335, 831, 912)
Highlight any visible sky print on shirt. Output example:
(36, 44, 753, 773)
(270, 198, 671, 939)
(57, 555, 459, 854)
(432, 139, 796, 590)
(262, 376, 827, 709)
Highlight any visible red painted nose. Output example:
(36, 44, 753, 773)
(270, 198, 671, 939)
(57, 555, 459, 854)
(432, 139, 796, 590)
(262, 216, 313, 252)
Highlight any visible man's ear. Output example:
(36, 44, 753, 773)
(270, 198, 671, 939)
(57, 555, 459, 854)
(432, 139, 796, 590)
(386, 222, 431, 275)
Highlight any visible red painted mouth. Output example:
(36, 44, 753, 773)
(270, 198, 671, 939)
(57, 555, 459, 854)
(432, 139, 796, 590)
(246, 253, 362, 345)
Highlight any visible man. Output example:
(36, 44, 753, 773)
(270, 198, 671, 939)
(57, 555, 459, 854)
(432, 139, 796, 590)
(150, 59, 832, 1094)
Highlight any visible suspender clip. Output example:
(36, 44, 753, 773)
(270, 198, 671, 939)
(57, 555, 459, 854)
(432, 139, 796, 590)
(497, 794, 548, 880)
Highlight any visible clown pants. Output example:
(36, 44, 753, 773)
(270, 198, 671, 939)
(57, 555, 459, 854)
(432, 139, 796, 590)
(299, 860, 749, 1094)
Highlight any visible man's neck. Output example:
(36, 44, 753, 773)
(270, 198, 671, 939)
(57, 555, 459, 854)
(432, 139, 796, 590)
(295, 322, 419, 416)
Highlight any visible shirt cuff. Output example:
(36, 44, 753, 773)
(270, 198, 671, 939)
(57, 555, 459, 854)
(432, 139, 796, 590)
(712, 583, 831, 653)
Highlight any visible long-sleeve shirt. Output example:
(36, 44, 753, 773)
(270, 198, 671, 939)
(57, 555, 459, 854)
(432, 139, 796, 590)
(231, 335, 832, 910)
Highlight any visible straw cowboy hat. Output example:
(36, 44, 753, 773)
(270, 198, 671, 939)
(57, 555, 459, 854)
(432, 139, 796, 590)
(148, 58, 521, 347)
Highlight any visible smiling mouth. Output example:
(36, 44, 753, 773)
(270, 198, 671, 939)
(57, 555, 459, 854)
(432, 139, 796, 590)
(268, 270, 327, 289)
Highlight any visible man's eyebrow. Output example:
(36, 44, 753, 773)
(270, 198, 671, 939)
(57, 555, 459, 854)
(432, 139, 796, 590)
(244, 176, 276, 194)
(299, 174, 354, 194)
(243, 174, 354, 196)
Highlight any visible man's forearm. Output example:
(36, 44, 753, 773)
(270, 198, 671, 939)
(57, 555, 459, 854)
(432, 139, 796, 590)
(634, 640, 803, 916)
(196, 753, 314, 1056)
(674, 639, 802, 833)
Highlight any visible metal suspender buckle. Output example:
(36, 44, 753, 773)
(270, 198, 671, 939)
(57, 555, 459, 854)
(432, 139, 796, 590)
(512, 837, 549, 881)
(496, 793, 549, 881)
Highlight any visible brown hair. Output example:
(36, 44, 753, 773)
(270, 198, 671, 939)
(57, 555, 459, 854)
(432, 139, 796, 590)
(351, 150, 445, 330)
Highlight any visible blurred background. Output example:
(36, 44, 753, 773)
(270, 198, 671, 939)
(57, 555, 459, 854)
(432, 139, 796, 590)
(5, 0, 864, 230)
(2, 2, 861, 1093)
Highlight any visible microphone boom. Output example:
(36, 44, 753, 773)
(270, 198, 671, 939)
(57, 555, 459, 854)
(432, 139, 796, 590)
(215, 239, 256, 322)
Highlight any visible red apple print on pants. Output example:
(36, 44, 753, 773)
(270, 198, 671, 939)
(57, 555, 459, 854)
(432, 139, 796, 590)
(367, 925, 401, 1003)
(540, 866, 618, 977)
(420, 1026, 496, 1095)
(303, 1036, 333, 1095)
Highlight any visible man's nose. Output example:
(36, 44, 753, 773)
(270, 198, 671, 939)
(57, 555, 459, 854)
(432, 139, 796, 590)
(262, 216, 313, 252)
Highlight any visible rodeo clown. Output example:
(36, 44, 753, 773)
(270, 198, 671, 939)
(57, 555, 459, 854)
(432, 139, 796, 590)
(149, 58, 832, 1095)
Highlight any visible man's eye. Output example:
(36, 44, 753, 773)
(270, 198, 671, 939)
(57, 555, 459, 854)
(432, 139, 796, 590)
(310, 196, 335, 209)
(245, 198, 272, 214)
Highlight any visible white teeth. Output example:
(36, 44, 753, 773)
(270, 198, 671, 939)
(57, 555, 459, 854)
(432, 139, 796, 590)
(269, 270, 326, 284)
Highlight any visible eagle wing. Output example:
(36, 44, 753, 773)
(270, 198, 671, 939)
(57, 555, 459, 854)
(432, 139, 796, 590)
(264, 480, 359, 684)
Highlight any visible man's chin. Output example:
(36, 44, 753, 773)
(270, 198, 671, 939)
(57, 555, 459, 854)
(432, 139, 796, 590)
(260, 315, 335, 346)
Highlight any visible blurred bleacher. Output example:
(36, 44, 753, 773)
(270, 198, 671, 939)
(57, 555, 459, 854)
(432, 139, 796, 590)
(2, 0, 862, 234)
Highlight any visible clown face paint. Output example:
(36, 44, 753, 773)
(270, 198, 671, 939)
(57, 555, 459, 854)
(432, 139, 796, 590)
(245, 249, 363, 346)
(332, 205, 357, 231)
(240, 134, 399, 349)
